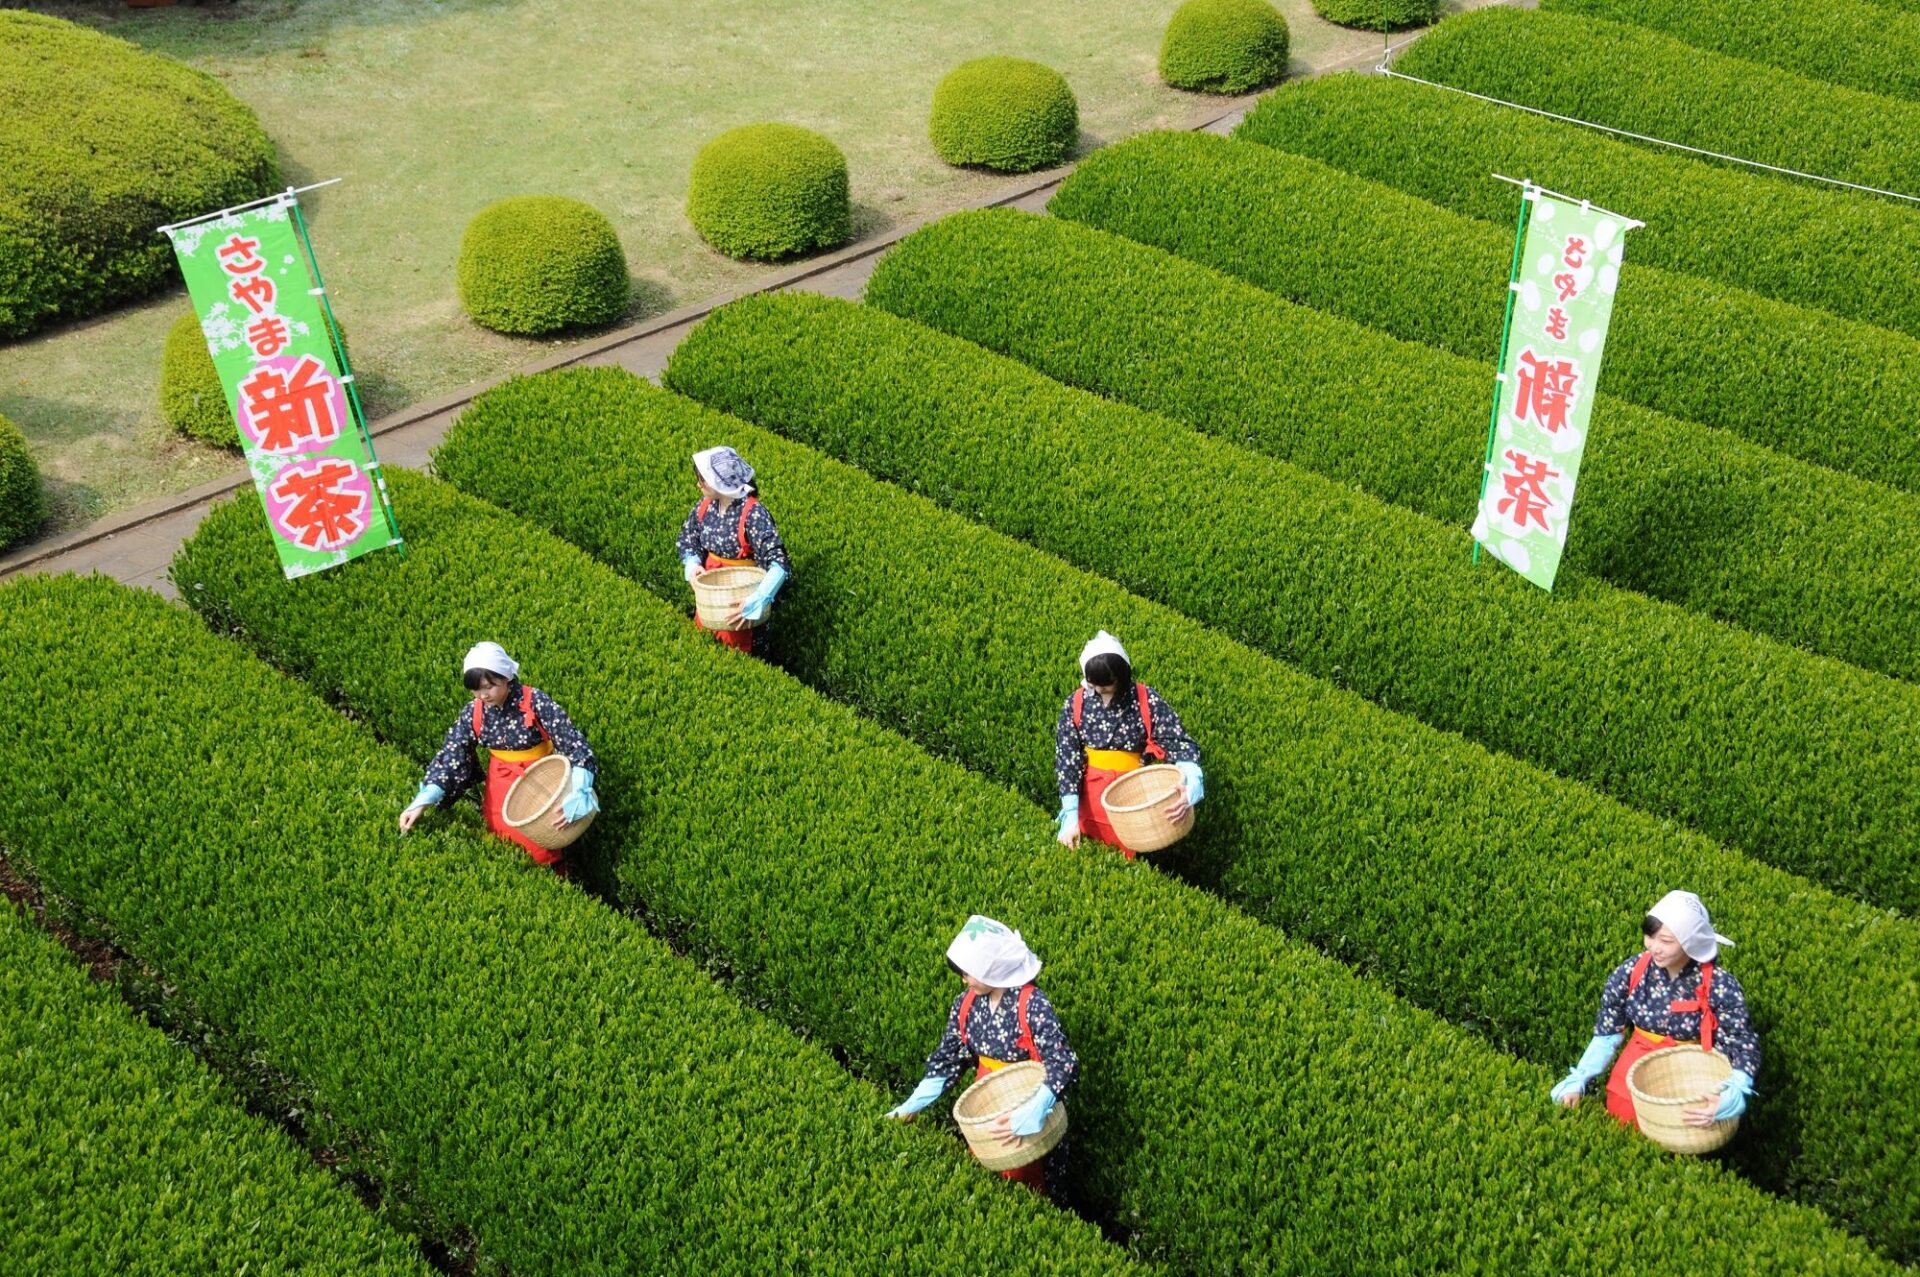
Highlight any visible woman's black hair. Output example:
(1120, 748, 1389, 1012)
(1641, 914, 1664, 938)
(1082, 651, 1134, 693)
(945, 956, 964, 977)
(463, 667, 510, 692)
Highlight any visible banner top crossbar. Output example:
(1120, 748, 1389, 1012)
(156, 179, 343, 235)
(1491, 173, 1645, 229)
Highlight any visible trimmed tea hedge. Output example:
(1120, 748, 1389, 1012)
(1546, 0, 1920, 102)
(0, 574, 1131, 1275)
(171, 474, 1897, 1273)
(865, 209, 1920, 688)
(1050, 131, 1920, 493)
(1236, 73, 1920, 342)
(1310, 0, 1436, 30)
(159, 313, 230, 446)
(687, 123, 853, 261)
(929, 57, 1078, 173)
(456, 195, 629, 335)
(1394, 8, 1920, 193)
(0, 413, 43, 553)
(441, 362, 1920, 1252)
(0, 902, 428, 1276)
(1159, 0, 1291, 93)
(0, 12, 280, 339)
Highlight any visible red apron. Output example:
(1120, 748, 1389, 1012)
(693, 496, 759, 652)
(1603, 953, 1718, 1126)
(959, 985, 1049, 1195)
(477, 686, 567, 873)
(1073, 683, 1167, 860)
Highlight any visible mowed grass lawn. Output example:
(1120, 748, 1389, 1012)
(0, 0, 1411, 539)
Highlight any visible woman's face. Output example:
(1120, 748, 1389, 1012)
(1089, 680, 1116, 702)
(961, 974, 995, 995)
(695, 472, 719, 501)
(471, 672, 512, 708)
(1643, 923, 1687, 969)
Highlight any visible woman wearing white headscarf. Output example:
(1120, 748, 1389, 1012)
(885, 915, 1080, 1197)
(398, 642, 599, 876)
(1055, 630, 1204, 859)
(676, 445, 792, 656)
(1551, 891, 1759, 1129)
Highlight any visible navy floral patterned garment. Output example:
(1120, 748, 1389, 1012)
(1054, 685, 1201, 797)
(923, 984, 1080, 1096)
(422, 681, 596, 803)
(1593, 955, 1761, 1077)
(675, 498, 792, 570)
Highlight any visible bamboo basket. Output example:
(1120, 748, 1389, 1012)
(502, 754, 595, 852)
(1100, 764, 1193, 853)
(952, 1060, 1067, 1171)
(1627, 1045, 1740, 1154)
(692, 566, 765, 632)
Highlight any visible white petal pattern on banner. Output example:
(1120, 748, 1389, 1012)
(1593, 218, 1618, 251)
(1599, 264, 1620, 296)
(1500, 539, 1533, 572)
(1535, 253, 1556, 277)
(1520, 280, 1542, 312)
(1579, 328, 1603, 354)
(1534, 199, 1557, 222)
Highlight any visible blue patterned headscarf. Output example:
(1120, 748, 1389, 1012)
(693, 446, 756, 499)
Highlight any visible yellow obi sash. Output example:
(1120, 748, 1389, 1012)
(490, 740, 554, 764)
(978, 1055, 1012, 1072)
(1085, 748, 1144, 773)
(709, 554, 755, 568)
(1633, 1028, 1691, 1047)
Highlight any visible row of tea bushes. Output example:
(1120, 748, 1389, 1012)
(1544, 0, 1920, 102)
(0, 575, 1131, 1276)
(169, 474, 1900, 1272)
(436, 362, 1920, 1255)
(1049, 131, 1920, 493)
(1392, 9, 1920, 193)
(864, 209, 1920, 688)
(0, 901, 428, 1276)
(1235, 74, 1920, 342)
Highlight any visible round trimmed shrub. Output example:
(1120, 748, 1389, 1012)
(0, 12, 279, 340)
(1160, 0, 1291, 93)
(160, 311, 351, 447)
(929, 57, 1079, 173)
(456, 196, 630, 335)
(1309, 0, 1439, 30)
(687, 124, 853, 261)
(0, 413, 45, 553)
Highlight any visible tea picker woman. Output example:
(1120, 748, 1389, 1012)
(397, 642, 599, 877)
(677, 446, 791, 656)
(885, 916, 1079, 1197)
(1550, 890, 1759, 1129)
(1056, 630, 1204, 859)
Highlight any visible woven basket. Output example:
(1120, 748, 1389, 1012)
(951, 1060, 1068, 1171)
(1627, 1045, 1739, 1155)
(692, 566, 765, 632)
(1099, 764, 1193, 854)
(502, 753, 595, 852)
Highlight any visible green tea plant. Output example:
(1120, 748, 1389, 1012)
(0, 574, 1131, 1276)
(1236, 74, 1920, 342)
(172, 474, 1901, 1271)
(1051, 131, 1920, 493)
(441, 362, 1920, 1255)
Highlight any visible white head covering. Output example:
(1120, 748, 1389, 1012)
(693, 446, 755, 500)
(946, 915, 1042, 989)
(462, 641, 519, 680)
(1078, 630, 1129, 690)
(1648, 890, 1733, 963)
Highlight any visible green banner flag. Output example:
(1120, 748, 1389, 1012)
(1472, 185, 1639, 591)
(164, 191, 400, 579)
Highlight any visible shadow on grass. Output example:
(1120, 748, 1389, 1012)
(31, 0, 525, 60)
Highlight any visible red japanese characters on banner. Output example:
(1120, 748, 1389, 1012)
(264, 457, 373, 552)
(1512, 348, 1581, 435)
(1495, 448, 1560, 533)
(237, 354, 347, 454)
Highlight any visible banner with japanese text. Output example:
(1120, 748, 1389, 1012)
(1471, 186, 1636, 591)
(165, 195, 400, 579)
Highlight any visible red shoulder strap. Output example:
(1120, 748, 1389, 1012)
(957, 989, 979, 1051)
(1016, 984, 1040, 1062)
(473, 685, 547, 739)
(471, 696, 483, 735)
(735, 496, 758, 558)
(696, 496, 712, 520)
(1071, 687, 1084, 729)
(1627, 951, 1652, 993)
(1137, 683, 1165, 760)
(1669, 962, 1718, 1051)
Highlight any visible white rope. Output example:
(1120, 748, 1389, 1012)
(1371, 65, 1920, 206)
